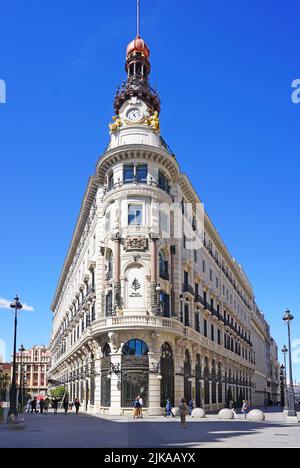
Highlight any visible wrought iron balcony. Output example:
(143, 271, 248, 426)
(183, 284, 195, 296)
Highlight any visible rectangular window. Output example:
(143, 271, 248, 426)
(136, 165, 148, 182)
(194, 250, 198, 263)
(128, 204, 143, 226)
(202, 260, 206, 273)
(158, 171, 169, 192)
(160, 211, 170, 235)
(218, 329, 221, 345)
(210, 269, 213, 281)
(184, 271, 189, 289)
(108, 172, 114, 191)
(124, 165, 135, 183)
(204, 319, 207, 338)
(195, 313, 200, 333)
(211, 325, 215, 342)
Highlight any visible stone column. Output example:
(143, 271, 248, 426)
(94, 354, 101, 413)
(148, 352, 162, 415)
(113, 234, 122, 312)
(150, 237, 159, 315)
(114, 234, 121, 283)
(150, 238, 158, 283)
(209, 365, 213, 407)
(109, 352, 122, 416)
(174, 354, 184, 407)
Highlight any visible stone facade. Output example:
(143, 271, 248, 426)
(48, 31, 278, 415)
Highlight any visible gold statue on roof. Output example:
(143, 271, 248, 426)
(109, 116, 123, 133)
(145, 111, 160, 132)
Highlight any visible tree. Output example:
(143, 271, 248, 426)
(50, 386, 66, 401)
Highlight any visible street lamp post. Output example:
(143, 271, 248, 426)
(281, 345, 289, 412)
(18, 345, 25, 412)
(8, 296, 23, 418)
(283, 309, 297, 418)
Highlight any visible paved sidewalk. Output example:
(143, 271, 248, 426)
(0, 410, 299, 448)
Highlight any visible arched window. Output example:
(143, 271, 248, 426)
(103, 343, 111, 357)
(195, 354, 202, 408)
(204, 357, 210, 405)
(122, 340, 149, 357)
(101, 344, 111, 407)
(161, 343, 174, 407)
(107, 250, 113, 280)
(159, 251, 168, 280)
(121, 340, 149, 408)
(185, 350, 191, 363)
(184, 350, 192, 402)
(161, 343, 173, 359)
(105, 211, 111, 232)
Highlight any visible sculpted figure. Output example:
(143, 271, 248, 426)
(146, 111, 160, 131)
(109, 116, 123, 133)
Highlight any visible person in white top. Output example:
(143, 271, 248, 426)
(241, 400, 248, 419)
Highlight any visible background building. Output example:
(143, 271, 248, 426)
(0, 361, 11, 402)
(14, 345, 50, 396)
(48, 27, 279, 415)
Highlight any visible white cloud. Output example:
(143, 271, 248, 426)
(0, 297, 34, 312)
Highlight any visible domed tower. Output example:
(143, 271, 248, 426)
(109, 2, 162, 150)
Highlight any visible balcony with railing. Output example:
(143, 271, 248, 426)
(183, 284, 195, 296)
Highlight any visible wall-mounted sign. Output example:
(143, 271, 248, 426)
(126, 268, 145, 309)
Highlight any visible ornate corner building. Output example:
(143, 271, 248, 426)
(48, 31, 280, 415)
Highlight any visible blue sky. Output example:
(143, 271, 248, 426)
(0, 0, 299, 380)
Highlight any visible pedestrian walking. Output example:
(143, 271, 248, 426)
(74, 398, 81, 415)
(52, 397, 58, 415)
(138, 395, 143, 419)
(241, 400, 248, 419)
(188, 399, 194, 416)
(179, 398, 189, 428)
(25, 399, 31, 413)
(133, 397, 141, 419)
(63, 397, 69, 414)
(166, 399, 175, 418)
(39, 398, 45, 414)
(30, 397, 38, 414)
(44, 398, 49, 415)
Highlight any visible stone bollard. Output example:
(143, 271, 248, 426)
(172, 407, 180, 417)
(247, 409, 265, 422)
(218, 408, 234, 420)
(192, 408, 206, 419)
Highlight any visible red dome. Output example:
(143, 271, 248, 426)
(126, 35, 150, 59)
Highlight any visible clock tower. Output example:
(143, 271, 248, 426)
(109, 10, 161, 150)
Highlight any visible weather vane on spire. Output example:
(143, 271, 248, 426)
(137, 0, 141, 37)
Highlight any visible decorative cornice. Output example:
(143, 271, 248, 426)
(96, 144, 179, 184)
(51, 176, 99, 312)
(178, 174, 253, 299)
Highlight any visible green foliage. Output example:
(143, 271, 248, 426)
(50, 386, 66, 401)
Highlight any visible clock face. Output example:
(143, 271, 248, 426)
(126, 108, 142, 122)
